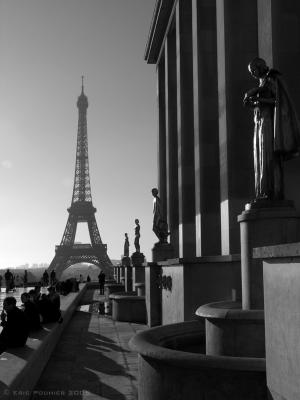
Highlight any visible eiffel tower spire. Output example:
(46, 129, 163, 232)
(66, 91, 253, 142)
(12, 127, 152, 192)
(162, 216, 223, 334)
(48, 80, 113, 279)
(71, 76, 91, 204)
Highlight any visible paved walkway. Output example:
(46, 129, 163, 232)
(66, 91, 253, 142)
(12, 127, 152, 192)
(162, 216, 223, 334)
(32, 289, 147, 400)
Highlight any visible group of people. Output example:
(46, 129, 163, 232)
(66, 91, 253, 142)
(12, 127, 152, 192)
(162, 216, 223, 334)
(42, 269, 57, 287)
(0, 269, 28, 293)
(0, 285, 62, 354)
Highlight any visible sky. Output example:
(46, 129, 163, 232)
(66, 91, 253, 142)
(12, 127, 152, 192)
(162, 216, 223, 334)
(0, 0, 158, 268)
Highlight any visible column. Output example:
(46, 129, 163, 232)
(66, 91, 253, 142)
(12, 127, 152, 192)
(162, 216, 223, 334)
(165, 24, 179, 257)
(157, 58, 167, 218)
(216, 0, 257, 254)
(176, 0, 196, 258)
(192, 0, 221, 256)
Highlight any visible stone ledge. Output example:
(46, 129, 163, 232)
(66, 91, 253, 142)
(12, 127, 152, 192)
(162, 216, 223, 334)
(0, 284, 88, 399)
(253, 241, 300, 259)
(158, 254, 241, 266)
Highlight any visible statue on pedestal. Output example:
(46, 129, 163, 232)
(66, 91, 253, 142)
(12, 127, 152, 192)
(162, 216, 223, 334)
(243, 57, 300, 201)
(134, 219, 141, 253)
(124, 233, 129, 257)
(151, 188, 169, 243)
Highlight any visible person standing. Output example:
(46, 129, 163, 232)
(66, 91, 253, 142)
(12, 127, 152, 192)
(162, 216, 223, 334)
(4, 269, 13, 293)
(42, 270, 49, 287)
(50, 270, 56, 286)
(23, 270, 28, 288)
(98, 271, 106, 295)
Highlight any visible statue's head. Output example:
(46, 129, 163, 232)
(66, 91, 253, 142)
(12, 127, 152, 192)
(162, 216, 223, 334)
(248, 57, 269, 79)
(151, 188, 158, 197)
(135, 218, 139, 224)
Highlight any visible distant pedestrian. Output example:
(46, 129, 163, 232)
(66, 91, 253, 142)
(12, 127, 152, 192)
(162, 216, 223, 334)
(23, 270, 28, 288)
(15, 275, 21, 287)
(86, 275, 91, 283)
(98, 271, 105, 295)
(50, 270, 56, 286)
(0, 275, 3, 291)
(79, 274, 83, 283)
(4, 269, 13, 293)
(42, 270, 49, 287)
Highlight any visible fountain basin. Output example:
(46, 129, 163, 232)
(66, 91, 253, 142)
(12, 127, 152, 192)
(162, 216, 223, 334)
(110, 292, 147, 323)
(196, 301, 265, 357)
(129, 321, 267, 400)
(104, 283, 125, 301)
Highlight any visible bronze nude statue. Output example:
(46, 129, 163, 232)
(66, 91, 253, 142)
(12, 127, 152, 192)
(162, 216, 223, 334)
(244, 57, 300, 201)
(134, 219, 141, 253)
(151, 188, 169, 243)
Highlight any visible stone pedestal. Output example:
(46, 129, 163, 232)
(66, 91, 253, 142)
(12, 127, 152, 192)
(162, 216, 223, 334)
(122, 256, 132, 292)
(131, 252, 145, 290)
(145, 262, 162, 327)
(238, 200, 300, 309)
(122, 256, 131, 267)
(152, 242, 174, 263)
(124, 266, 132, 292)
(131, 252, 145, 266)
(135, 282, 145, 297)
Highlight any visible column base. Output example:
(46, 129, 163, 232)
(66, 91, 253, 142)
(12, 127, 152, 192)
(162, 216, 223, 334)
(121, 256, 131, 267)
(152, 242, 174, 262)
(131, 252, 145, 267)
(238, 200, 300, 309)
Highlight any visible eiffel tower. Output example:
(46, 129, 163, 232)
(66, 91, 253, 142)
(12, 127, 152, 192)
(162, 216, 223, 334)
(49, 78, 113, 279)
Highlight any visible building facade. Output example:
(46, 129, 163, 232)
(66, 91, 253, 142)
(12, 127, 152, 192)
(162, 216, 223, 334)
(146, 0, 300, 323)
(147, 0, 300, 258)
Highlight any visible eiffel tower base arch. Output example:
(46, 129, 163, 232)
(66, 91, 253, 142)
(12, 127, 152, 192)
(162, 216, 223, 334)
(48, 244, 114, 281)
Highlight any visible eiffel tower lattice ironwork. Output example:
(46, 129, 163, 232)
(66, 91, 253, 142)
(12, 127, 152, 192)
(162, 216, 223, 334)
(49, 78, 113, 279)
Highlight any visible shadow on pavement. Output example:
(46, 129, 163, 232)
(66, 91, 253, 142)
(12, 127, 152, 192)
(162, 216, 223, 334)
(32, 295, 137, 400)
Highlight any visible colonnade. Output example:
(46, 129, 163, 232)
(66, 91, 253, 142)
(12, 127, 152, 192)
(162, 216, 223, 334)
(149, 0, 300, 260)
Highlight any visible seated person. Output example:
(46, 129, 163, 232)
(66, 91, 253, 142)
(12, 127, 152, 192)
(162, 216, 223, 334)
(38, 293, 62, 324)
(47, 286, 60, 310)
(0, 297, 29, 353)
(47, 286, 63, 323)
(21, 292, 41, 332)
(34, 285, 42, 302)
(28, 289, 39, 305)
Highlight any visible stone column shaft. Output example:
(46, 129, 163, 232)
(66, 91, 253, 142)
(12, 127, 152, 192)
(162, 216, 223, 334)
(157, 59, 167, 218)
(216, 0, 257, 254)
(165, 27, 179, 257)
(192, 0, 221, 256)
(176, 0, 196, 258)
